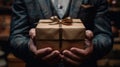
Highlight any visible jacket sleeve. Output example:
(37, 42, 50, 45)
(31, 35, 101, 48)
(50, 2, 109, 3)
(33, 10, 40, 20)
(91, 0, 113, 60)
(9, 0, 34, 62)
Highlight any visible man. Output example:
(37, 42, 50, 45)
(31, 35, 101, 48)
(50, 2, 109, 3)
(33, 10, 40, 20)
(9, 0, 113, 67)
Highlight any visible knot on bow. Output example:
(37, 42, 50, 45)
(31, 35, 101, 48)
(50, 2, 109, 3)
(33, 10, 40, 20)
(49, 16, 73, 25)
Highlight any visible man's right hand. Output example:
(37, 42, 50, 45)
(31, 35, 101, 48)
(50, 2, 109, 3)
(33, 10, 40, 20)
(28, 28, 61, 65)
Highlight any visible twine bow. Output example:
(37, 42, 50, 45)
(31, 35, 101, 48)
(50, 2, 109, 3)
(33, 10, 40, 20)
(49, 16, 73, 25)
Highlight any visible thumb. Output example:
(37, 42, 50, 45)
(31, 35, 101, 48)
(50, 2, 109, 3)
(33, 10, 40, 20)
(29, 28, 36, 39)
(85, 30, 94, 48)
(29, 38, 37, 54)
(85, 30, 93, 40)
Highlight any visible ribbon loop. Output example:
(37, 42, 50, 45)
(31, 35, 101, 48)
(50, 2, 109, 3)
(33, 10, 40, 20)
(49, 16, 73, 25)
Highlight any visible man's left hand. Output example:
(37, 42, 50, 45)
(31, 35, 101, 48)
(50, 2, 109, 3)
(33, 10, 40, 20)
(61, 30, 94, 66)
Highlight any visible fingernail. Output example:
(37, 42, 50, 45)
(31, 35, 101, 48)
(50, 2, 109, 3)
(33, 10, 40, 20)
(70, 47, 76, 51)
(62, 50, 69, 54)
(55, 50, 60, 53)
(47, 47, 52, 50)
(53, 51, 60, 56)
(46, 47, 53, 52)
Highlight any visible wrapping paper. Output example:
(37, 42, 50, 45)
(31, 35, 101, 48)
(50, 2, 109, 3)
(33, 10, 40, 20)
(35, 19, 86, 51)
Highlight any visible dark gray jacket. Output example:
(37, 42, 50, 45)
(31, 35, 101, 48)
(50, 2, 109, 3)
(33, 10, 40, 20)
(9, 0, 113, 67)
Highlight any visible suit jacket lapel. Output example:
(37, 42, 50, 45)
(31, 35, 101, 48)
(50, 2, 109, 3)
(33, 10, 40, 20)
(69, 0, 83, 18)
(38, 0, 52, 18)
(24, 0, 38, 18)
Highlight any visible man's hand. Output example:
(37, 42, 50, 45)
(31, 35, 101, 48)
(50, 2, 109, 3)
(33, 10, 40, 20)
(62, 30, 94, 66)
(28, 28, 61, 65)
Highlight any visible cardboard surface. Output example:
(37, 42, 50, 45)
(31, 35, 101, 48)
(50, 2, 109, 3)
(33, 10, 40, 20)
(35, 19, 86, 50)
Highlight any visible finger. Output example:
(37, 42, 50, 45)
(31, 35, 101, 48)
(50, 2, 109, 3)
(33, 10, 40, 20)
(84, 39, 93, 48)
(84, 39, 93, 55)
(47, 54, 61, 65)
(59, 54, 64, 59)
(29, 38, 37, 53)
(85, 30, 93, 40)
(44, 54, 61, 66)
(70, 47, 87, 56)
(70, 46, 93, 58)
(51, 55, 61, 63)
(29, 28, 36, 39)
(62, 50, 81, 61)
(62, 55, 81, 66)
(85, 30, 93, 53)
(35, 47, 53, 57)
(42, 50, 60, 61)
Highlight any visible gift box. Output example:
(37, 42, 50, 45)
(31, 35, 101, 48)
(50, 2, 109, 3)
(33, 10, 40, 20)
(35, 19, 86, 51)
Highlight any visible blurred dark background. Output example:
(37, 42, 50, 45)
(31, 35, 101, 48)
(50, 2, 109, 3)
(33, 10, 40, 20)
(0, 0, 120, 67)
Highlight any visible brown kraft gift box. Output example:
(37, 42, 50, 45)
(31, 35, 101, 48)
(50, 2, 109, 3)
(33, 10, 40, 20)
(35, 19, 86, 51)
